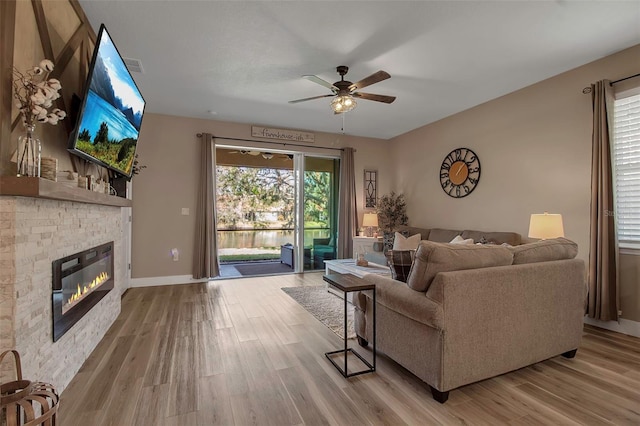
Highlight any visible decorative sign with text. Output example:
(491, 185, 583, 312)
(251, 126, 315, 143)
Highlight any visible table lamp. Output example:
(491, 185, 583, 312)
(362, 213, 379, 237)
(528, 212, 564, 240)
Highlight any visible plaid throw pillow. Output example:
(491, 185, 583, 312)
(386, 250, 416, 282)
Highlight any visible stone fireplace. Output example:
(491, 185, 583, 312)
(0, 188, 129, 393)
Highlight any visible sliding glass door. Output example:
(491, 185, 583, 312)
(298, 156, 340, 272)
(215, 147, 339, 277)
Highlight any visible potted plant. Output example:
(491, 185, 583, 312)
(376, 191, 408, 251)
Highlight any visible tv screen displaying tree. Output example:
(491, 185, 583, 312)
(68, 24, 145, 178)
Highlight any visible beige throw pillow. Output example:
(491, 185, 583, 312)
(450, 235, 474, 244)
(393, 232, 421, 250)
(407, 241, 514, 292)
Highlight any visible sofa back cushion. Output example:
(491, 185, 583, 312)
(461, 230, 521, 246)
(395, 225, 431, 239)
(427, 228, 462, 243)
(509, 237, 578, 264)
(407, 241, 514, 292)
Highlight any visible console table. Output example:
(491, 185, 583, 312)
(352, 236, 382, 258)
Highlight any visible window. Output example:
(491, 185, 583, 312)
(612, 92, 640, 247)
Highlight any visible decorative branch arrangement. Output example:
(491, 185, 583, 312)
(12, 59, 66, 126)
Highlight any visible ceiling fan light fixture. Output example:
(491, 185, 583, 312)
(331, 95, 357, 113)
(262, 152, 274, 159)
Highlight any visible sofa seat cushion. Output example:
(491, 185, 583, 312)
(461, 230, 522, 246)
(407, 241, 514, 292)
(509, 237, 578, 264)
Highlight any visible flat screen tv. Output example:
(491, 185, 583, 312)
(68, 24, 145, 179)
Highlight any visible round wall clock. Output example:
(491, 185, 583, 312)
(439, 148, 481, 198)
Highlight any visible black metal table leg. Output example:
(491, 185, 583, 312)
(323, 273, 376, 378)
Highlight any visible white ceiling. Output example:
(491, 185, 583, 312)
(78, 1, 640, 140)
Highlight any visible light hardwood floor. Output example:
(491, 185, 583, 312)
(59, 273, 640, 425)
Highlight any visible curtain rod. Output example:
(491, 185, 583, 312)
(195, 134, 345, 151)
(582, 72, 640, 94)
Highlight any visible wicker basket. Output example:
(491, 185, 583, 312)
(0, 350, 59, 426)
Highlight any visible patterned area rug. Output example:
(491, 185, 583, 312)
(281, 286, 356, 339)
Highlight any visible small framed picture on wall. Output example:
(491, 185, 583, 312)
(364, 170, 377, 208)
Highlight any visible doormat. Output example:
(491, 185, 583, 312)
(233, 262, 294, 276)
(281, 286, 356, 339)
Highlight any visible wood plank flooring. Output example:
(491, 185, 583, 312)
(59, 273, 640, 425)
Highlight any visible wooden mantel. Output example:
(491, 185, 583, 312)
(0, 176, 132, 207)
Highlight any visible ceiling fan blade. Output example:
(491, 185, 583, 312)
(352, 92, 396, 104)
(348, 71, 391, 92)
(288, 94, 334, 104)
(303, 75, 338, 92)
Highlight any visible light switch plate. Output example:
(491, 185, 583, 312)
(181, 208, 190, 216)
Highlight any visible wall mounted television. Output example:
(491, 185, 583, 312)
(68, 24, 145, 179)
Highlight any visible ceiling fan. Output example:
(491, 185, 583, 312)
(289, 65, 396, 113)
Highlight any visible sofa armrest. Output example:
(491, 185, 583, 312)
(358, 274, 443, 330)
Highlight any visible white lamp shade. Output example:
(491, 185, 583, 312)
(362, 213, 379, 227)
(528, 212, 564, 239)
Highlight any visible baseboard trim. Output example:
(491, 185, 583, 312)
(584, 316, 640, 338)
(130, 275, 209, 288)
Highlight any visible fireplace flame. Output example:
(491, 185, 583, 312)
(65, 271, 110, 310)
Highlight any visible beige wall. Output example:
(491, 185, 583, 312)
(389, 44, 640, 322)
(131, 114, 392, 279)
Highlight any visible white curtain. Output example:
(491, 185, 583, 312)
(337, 147, 357, 258)
(193, 133, 219, 279)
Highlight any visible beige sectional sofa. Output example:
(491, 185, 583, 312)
(364, 225, 522, 265)
(354, 228, 586, 403)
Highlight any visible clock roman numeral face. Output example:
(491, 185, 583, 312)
(440, 148, 481, 198)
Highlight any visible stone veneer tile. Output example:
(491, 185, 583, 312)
(0, 198, 16, 380)
(0, 196, 125, 392)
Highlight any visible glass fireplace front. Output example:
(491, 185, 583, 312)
(52, 241, 114, 341)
